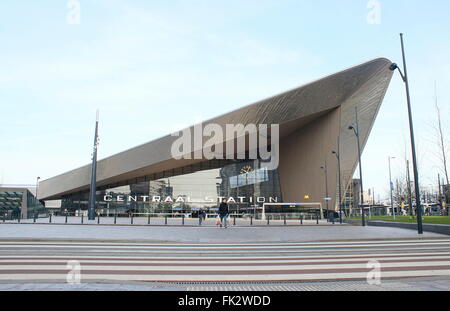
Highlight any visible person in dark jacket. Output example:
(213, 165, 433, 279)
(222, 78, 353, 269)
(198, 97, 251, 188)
(198, 208, 206, 226)
(218, 199, 229, 228)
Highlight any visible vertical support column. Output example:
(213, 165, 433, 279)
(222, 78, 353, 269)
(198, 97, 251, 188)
(88, 111, 100, 221)
(21, 191, 28, 220)
(261, 204, 266, 221)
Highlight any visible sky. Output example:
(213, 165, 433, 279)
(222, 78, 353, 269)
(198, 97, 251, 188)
(1, 0, 449, 201)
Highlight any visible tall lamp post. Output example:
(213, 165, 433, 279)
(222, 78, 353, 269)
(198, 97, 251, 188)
(332, 136, 343, 224)
(36, 176, 41, 200)
(406, 160, 414, 216)
(389, 33, 423, 234)
(321, 160, 332, 223)
(439, 174, 443, 212)
(349, 107, 365, 227)
(388, 156, 396, 219)
(88, 111, 100, 221)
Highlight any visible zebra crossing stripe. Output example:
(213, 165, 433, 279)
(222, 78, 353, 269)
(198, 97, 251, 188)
(1, 239, 449, 282)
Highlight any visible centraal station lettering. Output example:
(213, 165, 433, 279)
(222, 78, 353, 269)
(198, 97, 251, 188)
(103, 195, 279, 204)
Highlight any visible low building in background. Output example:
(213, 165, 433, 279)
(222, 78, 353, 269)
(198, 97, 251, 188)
(0, 186, 46, 219)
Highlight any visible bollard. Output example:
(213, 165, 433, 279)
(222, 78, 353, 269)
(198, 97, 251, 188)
(49, 214, 52, 223)
(165, 216, 168, 226)
(114, 214, 117, 225)
(34, 212, 37, 223)
(65, 215, 68, 224)
(147, 215, 151, 225)
(3, 214, 6, 223)
(300, 216, 303, 225)
(250, 216, 253, 226)
(98, 215, 100, 224)
(233, 216, 236, 226)
(81, 214, 84, 224)
(199, 216, 201, 226)
(284, 215, 287, 226)
(267, 216, 270, 226)
(182, 215, 185, 226)
(131, 215, 134, 225)
(18, 215, 20, 223)
(316, 214, 319, 225)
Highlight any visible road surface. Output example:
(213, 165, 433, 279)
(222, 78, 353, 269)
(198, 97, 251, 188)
(1, 238, 450, 284)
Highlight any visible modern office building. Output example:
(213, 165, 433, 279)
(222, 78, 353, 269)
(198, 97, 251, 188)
(0, 186, 45, 219)
(38, 58, 394, 218)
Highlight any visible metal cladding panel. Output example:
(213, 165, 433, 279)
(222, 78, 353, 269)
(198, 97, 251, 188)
(279, 58, 393, 209)
(38, 58, 393, 200)
(338, 59, 394, 205)
(278, 108, 342, 209)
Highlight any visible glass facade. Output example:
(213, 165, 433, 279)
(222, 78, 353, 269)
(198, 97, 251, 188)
(26, 190, 47, 218)
(0, 190, 22, 219)
(0, 188, 45, 219)
(61, 159, 282, 217)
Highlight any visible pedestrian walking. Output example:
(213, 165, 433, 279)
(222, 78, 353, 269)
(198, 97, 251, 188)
(218, 199, 229, 229)
(198, 208, 206, 226)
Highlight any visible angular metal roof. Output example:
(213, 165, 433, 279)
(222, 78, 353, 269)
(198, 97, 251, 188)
(38, 58, 393, 200)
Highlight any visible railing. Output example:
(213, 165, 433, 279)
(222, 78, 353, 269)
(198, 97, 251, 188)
(1, 212, 343, 227)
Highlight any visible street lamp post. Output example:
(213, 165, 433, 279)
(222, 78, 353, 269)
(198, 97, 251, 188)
(388, 157, 396, 219)
(349, 107, 365, 227)
(320, 160, 331, 223)
(439, 174, 442, 211)
(332, 137, 343, 224)
(36, 176, 41, 200)
(389, 33, 423, 234)
(406, 160, 414, 217)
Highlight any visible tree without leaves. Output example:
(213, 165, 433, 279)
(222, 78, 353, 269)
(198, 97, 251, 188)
(433, 83, 449, 187)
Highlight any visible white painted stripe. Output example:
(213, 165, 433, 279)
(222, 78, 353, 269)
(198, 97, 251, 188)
(1, 270, 450, 282)
(2, 261, 450, 271)
(1, 255, 449, 265)
(18, 246, 446, 254)
(2, 245, 450, 253)
(1, 252, 449, 261)
(2, 241, 450, 250)
(2, 239, 449, 247)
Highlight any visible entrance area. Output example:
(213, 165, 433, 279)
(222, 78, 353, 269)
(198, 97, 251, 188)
(261, 203, 324, 221)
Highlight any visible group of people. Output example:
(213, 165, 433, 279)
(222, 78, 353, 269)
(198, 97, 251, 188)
(198, 199, 230, 228)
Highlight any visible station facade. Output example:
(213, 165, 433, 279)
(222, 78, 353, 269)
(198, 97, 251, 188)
(38, 58, 394, 219)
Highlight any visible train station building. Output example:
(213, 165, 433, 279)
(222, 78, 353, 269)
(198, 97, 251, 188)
(37, 58, 394, 219)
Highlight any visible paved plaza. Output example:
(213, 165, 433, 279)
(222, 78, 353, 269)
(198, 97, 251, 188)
(0, 221, 445, 243)
(1, 223, 449, 291)
(0, 238, 450, 287)
(4, 215, 327, 227)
